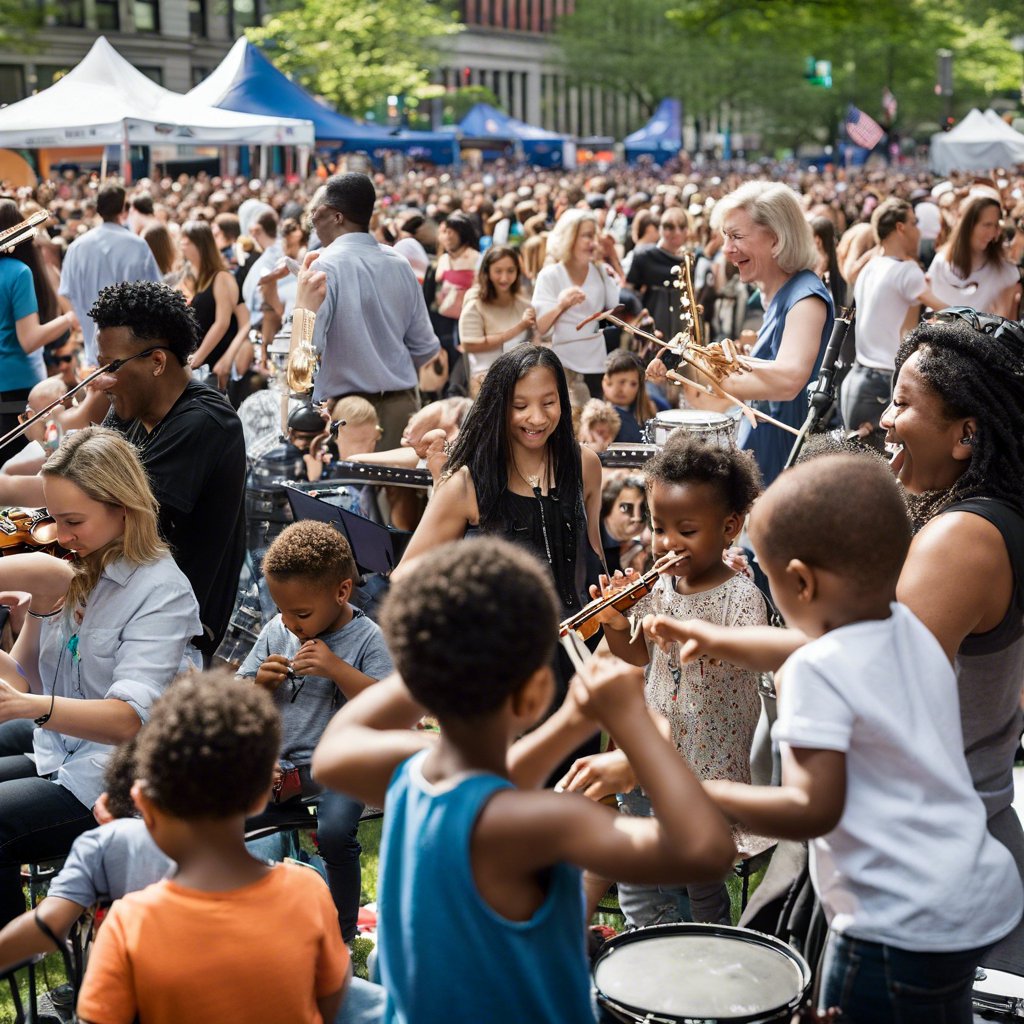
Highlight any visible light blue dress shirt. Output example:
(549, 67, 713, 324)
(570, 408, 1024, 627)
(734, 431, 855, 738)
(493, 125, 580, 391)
(311, 233, 439, 402)
(58, 222, 161, 364)
(33, 553, 201, 810)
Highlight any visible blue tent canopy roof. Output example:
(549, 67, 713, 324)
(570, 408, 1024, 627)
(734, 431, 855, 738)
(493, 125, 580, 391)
(452, 103, 568, 167)
(188, 39, 457, 162)
(624, 99, 681, 158)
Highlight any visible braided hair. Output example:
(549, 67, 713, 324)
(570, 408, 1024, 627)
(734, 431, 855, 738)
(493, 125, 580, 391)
(894, 318, 1024, 525)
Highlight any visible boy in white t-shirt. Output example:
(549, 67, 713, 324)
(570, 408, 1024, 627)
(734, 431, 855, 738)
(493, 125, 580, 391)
(646, 454, 1022, 1023)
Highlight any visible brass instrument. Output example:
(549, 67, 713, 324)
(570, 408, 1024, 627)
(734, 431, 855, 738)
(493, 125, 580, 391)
(0, 210, 50, 254)
(286, 307, 318, 395)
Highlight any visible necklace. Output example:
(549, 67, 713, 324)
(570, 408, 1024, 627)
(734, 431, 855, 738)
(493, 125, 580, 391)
(511, 454, 555, 567)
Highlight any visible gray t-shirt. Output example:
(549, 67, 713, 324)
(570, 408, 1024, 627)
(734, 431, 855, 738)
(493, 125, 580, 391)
(238, 609, 393, 765)
(47, 818, 172, 907)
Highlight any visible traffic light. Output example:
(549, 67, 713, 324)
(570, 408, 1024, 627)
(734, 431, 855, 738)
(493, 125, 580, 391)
(804, 57, 832, 89)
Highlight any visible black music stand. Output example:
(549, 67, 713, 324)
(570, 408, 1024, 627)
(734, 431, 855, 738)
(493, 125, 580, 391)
(284, 486, 412, 577)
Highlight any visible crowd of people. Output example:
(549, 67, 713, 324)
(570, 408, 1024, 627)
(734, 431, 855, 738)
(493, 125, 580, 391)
(0, 154, 1021, 1023)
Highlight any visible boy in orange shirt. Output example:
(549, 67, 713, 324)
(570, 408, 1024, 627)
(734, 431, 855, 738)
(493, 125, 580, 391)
(77, 672, 349, 1024)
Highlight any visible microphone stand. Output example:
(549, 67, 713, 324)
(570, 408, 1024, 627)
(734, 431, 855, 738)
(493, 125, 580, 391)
(784, 305, 855, 471)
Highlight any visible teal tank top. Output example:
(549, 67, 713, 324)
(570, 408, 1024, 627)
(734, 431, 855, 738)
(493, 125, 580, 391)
(378, 749, 595, 1024)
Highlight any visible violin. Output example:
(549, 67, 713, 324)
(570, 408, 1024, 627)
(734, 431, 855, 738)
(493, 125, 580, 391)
(559, 552, 687, 641)
(0, 507, 62, 557)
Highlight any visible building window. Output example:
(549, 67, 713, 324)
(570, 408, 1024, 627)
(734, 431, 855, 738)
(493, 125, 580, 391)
(230, 0, 258, 33)
(50, 0, 85, 27)
(192, 65, 209, 87)
(95, 0, 119, 30)
(0, 65, 24, 106)
(138, 65, 164, 86)
(134, 0, 159, 31)
(35, 65, 72, 92)
(189, 0, 205, 35)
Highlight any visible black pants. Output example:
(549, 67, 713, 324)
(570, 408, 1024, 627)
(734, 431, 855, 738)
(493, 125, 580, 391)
(0, 720, 95, 925)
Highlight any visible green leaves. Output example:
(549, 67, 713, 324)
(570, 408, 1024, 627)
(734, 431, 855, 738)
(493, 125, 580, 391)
(247, 0, 461, 118)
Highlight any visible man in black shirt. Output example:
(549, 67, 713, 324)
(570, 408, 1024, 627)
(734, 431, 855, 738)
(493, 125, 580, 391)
(90, 281, 246, 661)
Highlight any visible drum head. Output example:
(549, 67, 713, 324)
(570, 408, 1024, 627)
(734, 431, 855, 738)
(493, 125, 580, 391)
(973, 965, 1024, 1015)
(654, 409, 736, 428)
(593, 923, 810, 1023)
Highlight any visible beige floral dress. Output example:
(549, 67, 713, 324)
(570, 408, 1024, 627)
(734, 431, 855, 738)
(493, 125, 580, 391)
(631, 571, 768, 786)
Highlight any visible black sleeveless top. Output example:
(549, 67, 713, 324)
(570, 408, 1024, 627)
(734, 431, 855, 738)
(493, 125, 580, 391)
(190, 275, 238, 369)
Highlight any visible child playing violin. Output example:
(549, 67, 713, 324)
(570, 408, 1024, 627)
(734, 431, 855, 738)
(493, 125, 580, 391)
(591, 433, 766, 926)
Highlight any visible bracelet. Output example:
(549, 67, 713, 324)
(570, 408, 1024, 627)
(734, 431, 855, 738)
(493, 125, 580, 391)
(34, 691, 55, 728)
(28, 607, 61, 619)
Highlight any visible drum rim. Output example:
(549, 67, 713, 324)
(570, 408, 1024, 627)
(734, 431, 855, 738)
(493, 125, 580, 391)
(593, 922, 812, 1023)
(652, 409, 740, 425)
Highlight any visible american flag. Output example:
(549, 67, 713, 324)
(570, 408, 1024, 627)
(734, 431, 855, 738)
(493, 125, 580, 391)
(846, 104, 885, 149)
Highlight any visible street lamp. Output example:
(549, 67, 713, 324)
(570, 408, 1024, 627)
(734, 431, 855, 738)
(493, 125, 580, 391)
(1012, 36, 1024, 104)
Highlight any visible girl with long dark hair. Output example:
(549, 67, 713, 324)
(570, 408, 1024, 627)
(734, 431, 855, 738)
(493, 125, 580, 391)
(395, 345, 603, 617)
(180, 219, 240, 377)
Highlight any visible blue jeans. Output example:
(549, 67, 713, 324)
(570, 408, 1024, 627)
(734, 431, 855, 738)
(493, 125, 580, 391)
(820, 931, 989, 1023)
(335, 977, 386, 1024)
(615, 789, 728, 926)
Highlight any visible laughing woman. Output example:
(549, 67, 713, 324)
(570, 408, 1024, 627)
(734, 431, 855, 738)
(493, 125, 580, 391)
(394, 345, 604, 622)
(0, 427, 200, 924)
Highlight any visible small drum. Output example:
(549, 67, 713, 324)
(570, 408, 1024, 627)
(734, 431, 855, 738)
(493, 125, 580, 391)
(973, 966, 1024, 1018)
(593, 923, 811, 1024)
(645, 408, 742, 449)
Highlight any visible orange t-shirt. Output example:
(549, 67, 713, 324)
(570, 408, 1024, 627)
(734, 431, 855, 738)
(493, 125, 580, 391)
(77, 862, 348, 1024)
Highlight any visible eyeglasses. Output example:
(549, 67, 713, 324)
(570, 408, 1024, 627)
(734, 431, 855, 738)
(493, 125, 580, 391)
(17, 408, 36, 424)
(930, 306, 1024, 348)
(51, 354, 75, 366)
(618, 501, 647, 518)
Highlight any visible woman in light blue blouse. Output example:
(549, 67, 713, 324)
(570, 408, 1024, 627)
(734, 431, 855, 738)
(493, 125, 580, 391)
(0, 427, 199, 924)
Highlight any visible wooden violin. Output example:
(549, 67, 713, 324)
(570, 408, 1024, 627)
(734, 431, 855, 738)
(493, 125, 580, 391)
(0, 507, 62, 557)
(559, 552, 687, 641)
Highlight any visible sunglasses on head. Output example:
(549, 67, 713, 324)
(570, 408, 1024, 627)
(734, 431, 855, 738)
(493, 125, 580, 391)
(929, 306, 1024, 348)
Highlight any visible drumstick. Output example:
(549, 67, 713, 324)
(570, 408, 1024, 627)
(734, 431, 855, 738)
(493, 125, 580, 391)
(664, 370, 801, 437)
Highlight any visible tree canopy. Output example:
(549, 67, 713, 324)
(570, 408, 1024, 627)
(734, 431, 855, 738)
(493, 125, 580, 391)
(247, 0, 461, 119)
(557, 0, 1021, 151)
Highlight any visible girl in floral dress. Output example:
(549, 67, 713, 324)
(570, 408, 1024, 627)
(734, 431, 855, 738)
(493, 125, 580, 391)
(599, 432, 766, 925)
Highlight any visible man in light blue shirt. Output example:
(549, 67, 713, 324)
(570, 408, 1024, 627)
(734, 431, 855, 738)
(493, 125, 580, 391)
(309, 174, 440, 450)
(58, 184, 161, 365)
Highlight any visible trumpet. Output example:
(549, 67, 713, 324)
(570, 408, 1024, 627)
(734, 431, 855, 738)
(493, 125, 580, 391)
(0, 210, 50, 254)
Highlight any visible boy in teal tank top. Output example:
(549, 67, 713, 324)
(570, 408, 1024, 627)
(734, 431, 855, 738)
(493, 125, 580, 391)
(312, 536, 736, 1024)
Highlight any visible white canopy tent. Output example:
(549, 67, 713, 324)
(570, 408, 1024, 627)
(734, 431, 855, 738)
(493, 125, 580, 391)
(0, 37, 313, 178)
(930, 108, 1024, 174)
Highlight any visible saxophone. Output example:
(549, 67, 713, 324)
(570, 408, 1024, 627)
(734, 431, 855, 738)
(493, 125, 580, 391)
(286, 307, 318, 395)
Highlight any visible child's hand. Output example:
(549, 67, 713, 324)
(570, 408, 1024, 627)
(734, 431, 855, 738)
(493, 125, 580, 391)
(573, 652, 646, 726)
(556, 749, 636, 802)
(291, 638, 344, 680)
(643, 616, 722, 664)
(723, 546, 751, 577)
(586, 570, 639, 632)
(256, 655, 291, 692)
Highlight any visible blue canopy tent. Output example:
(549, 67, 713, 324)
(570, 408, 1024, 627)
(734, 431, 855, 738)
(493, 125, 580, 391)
(453, 103, 570, 168)
(624, 99, 681, 164)
(188, 39, 458, 164)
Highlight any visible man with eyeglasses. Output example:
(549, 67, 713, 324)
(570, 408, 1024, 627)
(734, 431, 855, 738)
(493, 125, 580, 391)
(303, 173, 440, 451)
(0, 376, 70, 479)
(58, 183, 161, 366)
(842, 197, 947, 437)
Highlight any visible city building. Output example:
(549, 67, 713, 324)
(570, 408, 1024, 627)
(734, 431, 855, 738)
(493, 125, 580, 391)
(0, 0, 648, 141)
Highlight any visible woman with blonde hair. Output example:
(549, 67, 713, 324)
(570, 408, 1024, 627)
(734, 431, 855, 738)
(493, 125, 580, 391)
(0, 426, 200, 926)
(656, 181, 834, 484)
(180, 219, 240, 378)
(532, 209, 621, 397)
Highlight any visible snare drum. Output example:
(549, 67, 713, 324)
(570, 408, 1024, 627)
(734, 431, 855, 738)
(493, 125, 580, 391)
(593, 923, 811, 1024)
(973, 966, 1024, 1018)
(645, 408, 742, 449)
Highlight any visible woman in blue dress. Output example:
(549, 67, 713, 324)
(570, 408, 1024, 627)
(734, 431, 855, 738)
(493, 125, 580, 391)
(653, 182, 834, 485)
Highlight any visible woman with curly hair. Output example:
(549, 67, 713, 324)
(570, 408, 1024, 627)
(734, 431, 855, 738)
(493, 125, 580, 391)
(0, 427, 200, 925)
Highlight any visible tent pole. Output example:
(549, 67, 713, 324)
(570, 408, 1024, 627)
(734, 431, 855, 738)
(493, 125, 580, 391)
(120, 119, 131, 184)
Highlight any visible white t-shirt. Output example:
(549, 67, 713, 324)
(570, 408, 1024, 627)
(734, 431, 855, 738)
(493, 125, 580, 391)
(853, 256, 926, 371)
(392, 237, 430, 284)
(773, 603, 1023, 952)
(532, 262, 619, 374)
(927, 252, 1019, 316)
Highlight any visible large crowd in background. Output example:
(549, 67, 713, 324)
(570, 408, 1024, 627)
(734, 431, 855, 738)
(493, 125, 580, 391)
(0, 155, 1021, 1023)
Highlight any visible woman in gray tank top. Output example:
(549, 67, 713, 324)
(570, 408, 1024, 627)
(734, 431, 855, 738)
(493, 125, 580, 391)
(882, 312, 1024, 973)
